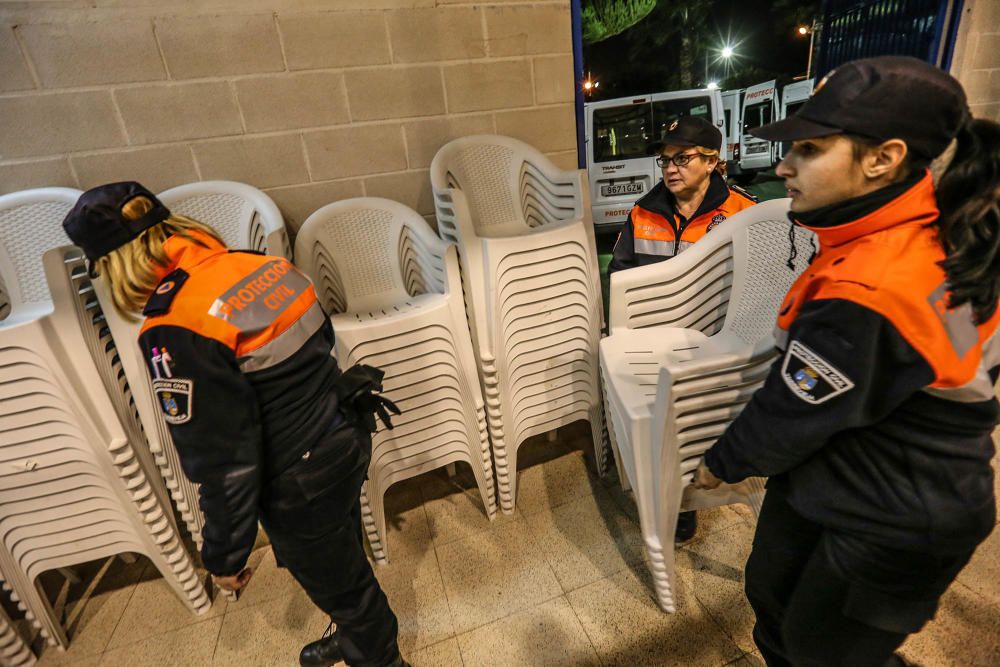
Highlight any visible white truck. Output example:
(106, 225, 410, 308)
(776, 78, 814, 161)
(584, 88, 725, 229)
(721, 88, 745, 173)
(739, 80, 779, 174)
(738, 78, 815, 177)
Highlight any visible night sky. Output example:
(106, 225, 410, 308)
(584, 0, 817, 99)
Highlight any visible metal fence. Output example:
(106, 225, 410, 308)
(815, 0, 963, 78)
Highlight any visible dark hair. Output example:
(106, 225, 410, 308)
(934, 118, 1000, 324)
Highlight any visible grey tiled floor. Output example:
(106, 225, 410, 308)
(25, 422, 1000, 666)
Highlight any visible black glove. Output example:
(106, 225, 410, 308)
(335, 364, 401, 433)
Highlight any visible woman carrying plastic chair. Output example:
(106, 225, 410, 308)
(690, 56, 1000, 666)
(610, 115, 756, 543)
(61, 182, 407, 667)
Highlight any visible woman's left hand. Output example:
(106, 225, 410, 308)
(691, 462, 723, 490)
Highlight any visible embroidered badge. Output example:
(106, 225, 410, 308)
(781, 340, 854, 404)
(143, 269, 189, 317)
(669, 120, 679, 131)
(152, 378, 193, 424)
(707, 213, 726, 231)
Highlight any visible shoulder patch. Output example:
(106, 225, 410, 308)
(143, 269, 190, 317)
(781, 340, 854, 404)
(152, 378, 193, 424)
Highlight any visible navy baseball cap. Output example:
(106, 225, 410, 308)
(62, 181, 171, 264)
(752, 56, 969, 159)
(648, 116, 723, 154)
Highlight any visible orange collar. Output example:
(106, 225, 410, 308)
(796, 172, 939, 249)
(152, 230, 228, 282)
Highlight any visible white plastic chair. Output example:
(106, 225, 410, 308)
(0, 186, 204, 553)
(0, 188, 81, 316)
(0, 239, 210, 649)
(599, 198, 815, 612)
(431, 135, 607, 513)
(158, 180, 292, 260)
(295, 197, 495, 563)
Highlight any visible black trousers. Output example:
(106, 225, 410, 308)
(260, 422, 400, 667)
(745, 480, 974, 667)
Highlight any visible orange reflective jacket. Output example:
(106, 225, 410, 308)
(608, 173, 756, 273)
(776, 172, 1000, 397)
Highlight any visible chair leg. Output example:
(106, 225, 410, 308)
(589, 402, 609, 477)
(602, 397, 631, 493)
(649, 484, 685, 614)
(0, 603, 36, 666)
(360, 484, 387, 564)
(467, 444, 498, 520)
(742, 477, 767, 518)
(473, 403, 498, 519)
(6, 574, 69, 649)
(481, 359, 515, 514)
(143, 533, 212, 616)
(645, 535, 678, 614)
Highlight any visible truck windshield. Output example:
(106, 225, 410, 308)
(784, 100, 807, 118)
(592, 104, 653, 163)
(651, 97, 713, 142)
(743, 100, 773, 133)
(591, 95, 713, 163)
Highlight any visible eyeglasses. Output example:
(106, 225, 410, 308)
(656, 152, 702, 168)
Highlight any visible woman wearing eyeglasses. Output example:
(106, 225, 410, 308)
(608, 114, 756, 542)
(608, 115, 756, 274)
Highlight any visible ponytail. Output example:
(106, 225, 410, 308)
(935, 118, 1000, 324)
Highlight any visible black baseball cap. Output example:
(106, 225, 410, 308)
(62, 181, 171, 264)
(648, 115, 723, 154)
(752, 56, 969, 159)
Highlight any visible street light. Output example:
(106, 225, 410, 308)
(796, 22, 817, 79)
(705, 45, 736, 86)
(707, 81, 719, 90)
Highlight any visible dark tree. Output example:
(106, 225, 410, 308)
(582, 0, 659, 44)
(584, 0, 820, 99)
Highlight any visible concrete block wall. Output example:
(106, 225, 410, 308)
(0, 0, 577, 232)
(951, 0, 1000, 121)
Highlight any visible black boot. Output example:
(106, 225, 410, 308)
(299, 621, 342, 667)
(674, 511, 697, 544)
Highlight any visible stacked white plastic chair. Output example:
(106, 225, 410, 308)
(85, 181, 293, 554)
(600, 198, 815, 612)
(295, 197, 495, 562)
(431, 135, 606, 513)
(159, 180, 292, 258)
(0, 588, 35, 666)
(0, 188, 210, 651)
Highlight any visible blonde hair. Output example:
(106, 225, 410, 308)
(94, 195, 226, 318)
(693, 146, 721, 160)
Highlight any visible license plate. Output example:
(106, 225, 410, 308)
(745, 142, 768, 155)
(601, 182, 644, 197)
